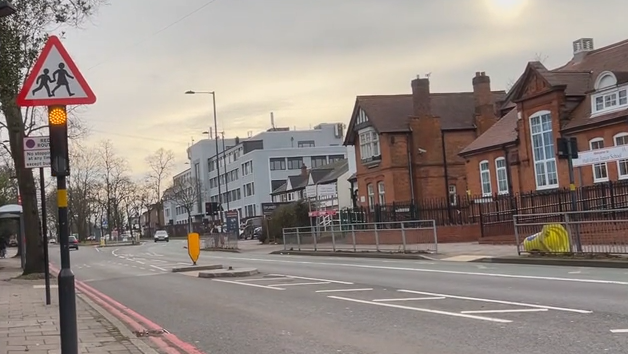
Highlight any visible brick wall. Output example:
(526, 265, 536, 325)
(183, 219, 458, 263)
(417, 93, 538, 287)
(348, 224, 481, 245)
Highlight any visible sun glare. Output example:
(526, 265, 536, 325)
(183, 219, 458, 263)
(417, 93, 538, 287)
(484, 0, 527, 21)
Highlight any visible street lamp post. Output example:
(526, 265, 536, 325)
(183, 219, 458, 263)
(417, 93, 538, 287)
(185, 90, 223, 226)
(0, 1, 16, 17)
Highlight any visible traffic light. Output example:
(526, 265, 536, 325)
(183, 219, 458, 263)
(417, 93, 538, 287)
(48, 105, 69, 176)
(205, 202, 222, 216)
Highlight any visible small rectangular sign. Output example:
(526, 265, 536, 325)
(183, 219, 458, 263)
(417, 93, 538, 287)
(23, 136, 50, 169)
(572, 145, 628, 167)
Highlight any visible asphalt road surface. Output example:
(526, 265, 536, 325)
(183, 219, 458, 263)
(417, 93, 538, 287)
(48, 240, 628, 354)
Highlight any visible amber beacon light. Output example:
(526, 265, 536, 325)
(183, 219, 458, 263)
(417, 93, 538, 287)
(47, 105, 69, 176)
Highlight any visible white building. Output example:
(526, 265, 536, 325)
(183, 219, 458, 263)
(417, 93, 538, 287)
(165, 122, 353, 223)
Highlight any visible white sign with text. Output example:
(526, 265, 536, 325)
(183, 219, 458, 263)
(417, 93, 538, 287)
(23, 136, 51, 169)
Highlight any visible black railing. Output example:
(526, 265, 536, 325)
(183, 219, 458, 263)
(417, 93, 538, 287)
(341, 180, 628, 236)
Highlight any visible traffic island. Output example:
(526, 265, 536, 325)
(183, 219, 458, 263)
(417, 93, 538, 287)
(198, 267, 259, 278)
(171, 264, 223, 273)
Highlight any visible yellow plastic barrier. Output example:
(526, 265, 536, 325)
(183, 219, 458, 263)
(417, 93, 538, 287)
(523, 224, 571, 253)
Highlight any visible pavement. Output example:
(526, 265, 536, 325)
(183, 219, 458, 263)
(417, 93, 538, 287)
(0, 250, 160, 354)
(42, 239, 628, 354)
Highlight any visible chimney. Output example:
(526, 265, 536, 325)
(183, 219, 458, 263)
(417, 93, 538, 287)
(411, 76, 430, 118)
(572, 38, 594, 63)
(472, 72, 497, 136)
(301, 163, 308, 177)
(235, 136, 240, 145)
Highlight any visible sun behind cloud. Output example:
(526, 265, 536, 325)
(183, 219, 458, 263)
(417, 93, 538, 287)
(484, 0, 528, 22)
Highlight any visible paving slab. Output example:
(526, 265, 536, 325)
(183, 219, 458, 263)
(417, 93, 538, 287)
(0, 258, 161, 354)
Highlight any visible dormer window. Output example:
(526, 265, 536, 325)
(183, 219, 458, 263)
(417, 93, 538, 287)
(591, 71, 628, 115)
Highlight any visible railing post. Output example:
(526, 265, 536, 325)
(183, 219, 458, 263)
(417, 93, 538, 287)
(432, 220, 438, 254)
(351, 224, 356, 252)
(374, 223, 380, 252)
(401, 221, 407, 253)
(296, 228, 301, 251)
(282, 228, 287, 250)
(331, 223, 336, 252)
(514, 215, 521, 255)
(312, 225, 318, 251)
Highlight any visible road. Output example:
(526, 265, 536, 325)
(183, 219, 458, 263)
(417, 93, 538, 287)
(48, 240, 628, 354)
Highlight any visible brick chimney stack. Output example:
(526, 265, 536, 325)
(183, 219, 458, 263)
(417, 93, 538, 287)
(472, 72, 497, 136)
(411, 76, 431, 118)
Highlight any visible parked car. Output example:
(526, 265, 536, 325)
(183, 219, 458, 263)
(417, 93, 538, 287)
(68, 235, 79, 250)
(154, 230, 169, 242)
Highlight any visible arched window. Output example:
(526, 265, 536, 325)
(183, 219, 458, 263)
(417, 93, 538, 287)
(479, 160, 491, 196)
(614, 133, 628, 180)
(529, 110, 558, 189)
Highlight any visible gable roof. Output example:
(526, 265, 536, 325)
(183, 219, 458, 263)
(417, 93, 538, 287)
(459, 108, 519, 156)
(270, 159, 349, 195)
(465, 38, 628, 153)
(344, 90, 506, 145)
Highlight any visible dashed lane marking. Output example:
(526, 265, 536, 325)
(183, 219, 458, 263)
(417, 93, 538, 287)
(316, 288, 374, 293)
(610, 329, 628, 333)
(372, 296, 445, 302)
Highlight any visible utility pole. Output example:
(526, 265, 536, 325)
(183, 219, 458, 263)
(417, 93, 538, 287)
(220, 131, 230, 210)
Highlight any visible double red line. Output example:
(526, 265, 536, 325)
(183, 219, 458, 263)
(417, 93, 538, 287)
(48, 264, 205, 354)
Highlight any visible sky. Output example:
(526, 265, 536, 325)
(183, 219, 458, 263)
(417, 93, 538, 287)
(50, 0, 628, 177)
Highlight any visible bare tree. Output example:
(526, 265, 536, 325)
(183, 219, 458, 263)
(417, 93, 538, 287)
(145, 148, 175, 227)
(97, 140, 130, 238)
(67, 143, 101, 240)
(0, 0, 106, 274)
(168, 176, 201, 233)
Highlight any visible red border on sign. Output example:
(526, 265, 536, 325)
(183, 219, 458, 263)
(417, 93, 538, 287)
(16, 35, 96, 107)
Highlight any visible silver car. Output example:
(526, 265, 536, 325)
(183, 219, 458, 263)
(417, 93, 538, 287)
(154, 230, 169, 242)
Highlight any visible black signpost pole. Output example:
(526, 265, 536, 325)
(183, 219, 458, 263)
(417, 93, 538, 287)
(40, 167, 51, 305)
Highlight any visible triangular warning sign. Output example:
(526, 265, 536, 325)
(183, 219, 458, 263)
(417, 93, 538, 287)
(16, 35, 96, 107)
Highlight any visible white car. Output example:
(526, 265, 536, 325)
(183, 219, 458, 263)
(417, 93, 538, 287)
(154, 230, 169, 242)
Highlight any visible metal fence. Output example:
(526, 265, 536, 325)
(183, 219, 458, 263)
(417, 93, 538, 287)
(201, 232, 239, 250)
(282, 220, 437, 254)
(514, 208, 628, 255)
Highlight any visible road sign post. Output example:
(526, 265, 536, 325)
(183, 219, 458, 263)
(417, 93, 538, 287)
(22, 135, 52, 305)
(17, 35, 96, 354)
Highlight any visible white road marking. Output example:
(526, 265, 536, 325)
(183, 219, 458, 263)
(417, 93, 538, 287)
(150, 269, 156, 272)
(212, 279, 286, 290)
(268, 281, 330, 287)
(316, 288, 374, 293)
(111, 249, 119, 256)
(136, 261, 145, 265)
(95, 247, 100, 252)
(461, 309, 548, 314)
(372, 296, 445, 302)
(398, 290, 592, 314)
(139, 267, 146, 270)
(328, 296, 511, 323)
(150, 265, 167, 271)
(33, 285, 58, 289)
(610, 329, 628, 333)
(208, 256, 628, 286)
(268, 274, 353, 285)
(234, 277, 286, 282)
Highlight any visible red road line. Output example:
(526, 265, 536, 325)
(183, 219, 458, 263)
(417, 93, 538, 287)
(49, 264, 205, 354)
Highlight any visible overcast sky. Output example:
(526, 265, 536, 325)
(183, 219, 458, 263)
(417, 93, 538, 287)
(55, 0, 628, 175)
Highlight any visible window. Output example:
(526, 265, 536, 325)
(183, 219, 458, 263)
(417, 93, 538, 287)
(495, 157, 508, 194)
(297, 140, 315, 148)
(241, 161, 253, 175)
(269, 158, 285, 170)
(287, 157, 303, 170)
(208, 159, 215, 172)
(615, 133, 628, 179)
(243, 182, 255, 197)
(358, 128, 380, 161)
(448, 185, 457, 206)
(591, 72, 628, 114)
(328, 154, 345, 163)
(479, 160, 492, 196)
(311, 156, 327, 168)
(589, 138, 608, 183)
(367, 184, 375, 211)
(377, 182, 385, 205)
(356, 109, 369, 125)
(530, 111, 558, 189)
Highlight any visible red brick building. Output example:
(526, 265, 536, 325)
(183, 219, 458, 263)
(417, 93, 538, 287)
(343, 73, 506, 210)
(460, 38, 628, 195)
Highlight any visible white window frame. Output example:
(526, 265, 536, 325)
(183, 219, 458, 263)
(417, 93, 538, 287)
(377, 182, 385, 205)
(529, 110, 558, 190)
(448, 185, 457, 206)
(367, 184, 375, 211)
(591, 72, 628, 116)
(479, 160, 492, 197)
(358, 127, 380, 161)
(589, 138, 609, 183)
(614, 132, 628, 180)
(495, 157, 509, 195)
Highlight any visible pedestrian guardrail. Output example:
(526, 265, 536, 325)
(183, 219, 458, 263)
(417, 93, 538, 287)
(282, 220, 437, 253)
(514, 208, 628, 255)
